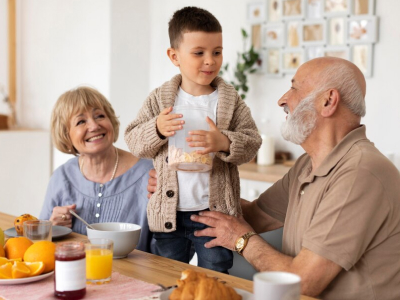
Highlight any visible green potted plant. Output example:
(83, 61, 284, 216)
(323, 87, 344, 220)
(219, 29, 260, 100)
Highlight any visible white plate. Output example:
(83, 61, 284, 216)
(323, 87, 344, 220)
(4, 226, 72, 239)
(159, 287, 253, 300)
(0, 271, 54, 285)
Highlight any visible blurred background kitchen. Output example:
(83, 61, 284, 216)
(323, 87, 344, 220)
(0, 0, 399, 279)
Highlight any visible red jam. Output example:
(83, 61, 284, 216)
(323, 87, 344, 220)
(54, 242, 86, 300)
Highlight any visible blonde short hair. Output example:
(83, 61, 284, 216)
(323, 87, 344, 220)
(51, 86, 120, 156)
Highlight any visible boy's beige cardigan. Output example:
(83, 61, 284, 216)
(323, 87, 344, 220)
(125, 75, 261, 232)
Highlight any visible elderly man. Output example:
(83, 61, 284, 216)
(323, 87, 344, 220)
(147, 57, 400, 299)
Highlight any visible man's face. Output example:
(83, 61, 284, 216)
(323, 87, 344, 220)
(170, 31, 223, 95)
(278, 64, 318, 145)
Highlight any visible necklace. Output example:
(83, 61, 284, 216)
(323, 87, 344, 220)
(80, 147, 119, 182)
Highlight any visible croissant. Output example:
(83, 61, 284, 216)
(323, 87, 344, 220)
(169, 269, 242, 300)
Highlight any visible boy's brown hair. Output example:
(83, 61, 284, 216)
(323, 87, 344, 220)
(168, 6, 222, 49)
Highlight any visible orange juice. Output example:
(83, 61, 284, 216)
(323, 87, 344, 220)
(86, 249, 113, 282)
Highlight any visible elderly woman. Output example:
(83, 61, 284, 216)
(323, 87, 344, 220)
(39, 86, 154, 253)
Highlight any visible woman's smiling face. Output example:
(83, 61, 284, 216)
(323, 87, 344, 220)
(69, 107, 114, 156)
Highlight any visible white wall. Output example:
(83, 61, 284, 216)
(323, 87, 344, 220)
(109, 0, 150, 151)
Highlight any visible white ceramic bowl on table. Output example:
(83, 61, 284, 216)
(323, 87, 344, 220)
(86, 222, 141, 259)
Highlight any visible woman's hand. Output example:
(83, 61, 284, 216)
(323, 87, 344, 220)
(49, 204, 76, 228)
(147, 169, 157, 199)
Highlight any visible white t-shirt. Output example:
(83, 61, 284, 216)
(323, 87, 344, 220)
(174, 87, 219, 211)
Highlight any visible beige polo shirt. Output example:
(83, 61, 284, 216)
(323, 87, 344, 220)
(256, 126, 400, 300)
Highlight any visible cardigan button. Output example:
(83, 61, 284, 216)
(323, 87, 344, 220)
(166, 156, 168, 163)
(165, 222, 172, 229)
(166, 190, 174, 198)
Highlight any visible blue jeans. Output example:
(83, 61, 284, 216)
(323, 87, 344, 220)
(154, 210, 233, 274)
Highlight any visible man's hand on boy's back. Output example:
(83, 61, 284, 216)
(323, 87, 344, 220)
(187, 117, 231, 154)
(156, 107, 185, 138)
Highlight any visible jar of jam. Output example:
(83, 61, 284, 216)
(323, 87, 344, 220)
(55, 241, 86, 299)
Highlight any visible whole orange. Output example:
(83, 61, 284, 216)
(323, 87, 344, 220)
(4, 237, 33, 260)
(0, 246, 5, 257)
(23, 241, 56, 273)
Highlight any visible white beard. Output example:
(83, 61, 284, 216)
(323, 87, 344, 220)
(281, 94, 318, 145)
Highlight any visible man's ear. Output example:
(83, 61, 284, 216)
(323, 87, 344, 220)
(167, 48, 180, 67)
(321, 89, 340, 117)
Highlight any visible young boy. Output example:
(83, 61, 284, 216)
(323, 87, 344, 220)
(124, 6, 261, 273)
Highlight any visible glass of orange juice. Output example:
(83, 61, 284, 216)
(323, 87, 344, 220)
(85, 238, 113, 284)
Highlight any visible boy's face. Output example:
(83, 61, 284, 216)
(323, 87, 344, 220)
(168, 31, 223, 95)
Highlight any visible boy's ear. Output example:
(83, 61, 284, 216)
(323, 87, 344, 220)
(167, 48, 180, 67)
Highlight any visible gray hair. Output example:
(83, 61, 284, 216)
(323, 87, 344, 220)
(318, 63, 366, 117)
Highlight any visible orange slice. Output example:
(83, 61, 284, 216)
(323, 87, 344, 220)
(0, 257, 11, 266)
(9, 258, 22, 262)
(25, 261, 45, 277)
(11, 261, 31, 279)
(0, 262, 12, 279)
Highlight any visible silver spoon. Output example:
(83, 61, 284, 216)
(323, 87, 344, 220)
(69, 209, 95, 230)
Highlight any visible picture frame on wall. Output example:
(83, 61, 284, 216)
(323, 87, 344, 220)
(247, 1, 268, 24)
(347, 16, 378, 44)
(300, 20, 326, 46)
(323, 46, 350, 60)
(323, 0, 350, 16)
(307, 0, 324, 19)
(327, 17, 347, 45)
(251, 24, 263, 51)
(263, 22, 285, 48)
(351, 0, 375, 15)
(305, 46, 324, 60)
(351, 44, 372, 77)
(282, 0, 306, 20)
(263, 48, 283, 77)
(281, 48, 304, 73)
(286, 21, 302, 47)
(268, 0, 283, 22)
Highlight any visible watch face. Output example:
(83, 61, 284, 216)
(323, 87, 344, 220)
(236, 237, 245, 249)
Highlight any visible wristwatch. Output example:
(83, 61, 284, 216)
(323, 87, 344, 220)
(234, 231, 257, 256)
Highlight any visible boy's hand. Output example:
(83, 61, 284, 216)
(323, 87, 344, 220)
(156, 107, 184, 138)
(187, 117, 231, 154)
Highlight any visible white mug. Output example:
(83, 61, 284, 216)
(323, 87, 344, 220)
(254, 271, 301, 300)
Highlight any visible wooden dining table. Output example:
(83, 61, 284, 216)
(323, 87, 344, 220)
(0, 211, 317, 299)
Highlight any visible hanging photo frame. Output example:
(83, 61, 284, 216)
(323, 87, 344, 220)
(300, 20, 327, 46)
(347, 15, 378, 44)
(247, 1, 268, 24)
(323, 0, 351, 17)
(263, 48, 283, 77)
(251, 24, 263, 51)
(351, 0, 375, 15)
(286, 21, 302, 47)
(327, 17, 347, 45)
(268, 0, 283, 22)
(307, 0, 324, 19)
(305, 46, 325, 60)
(263, 22, 286, 47)
(281, 48, 305, 73)
(323, 46, 350, 60)
(351, 44, 373, 77)
(282, 0, 306, 20)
